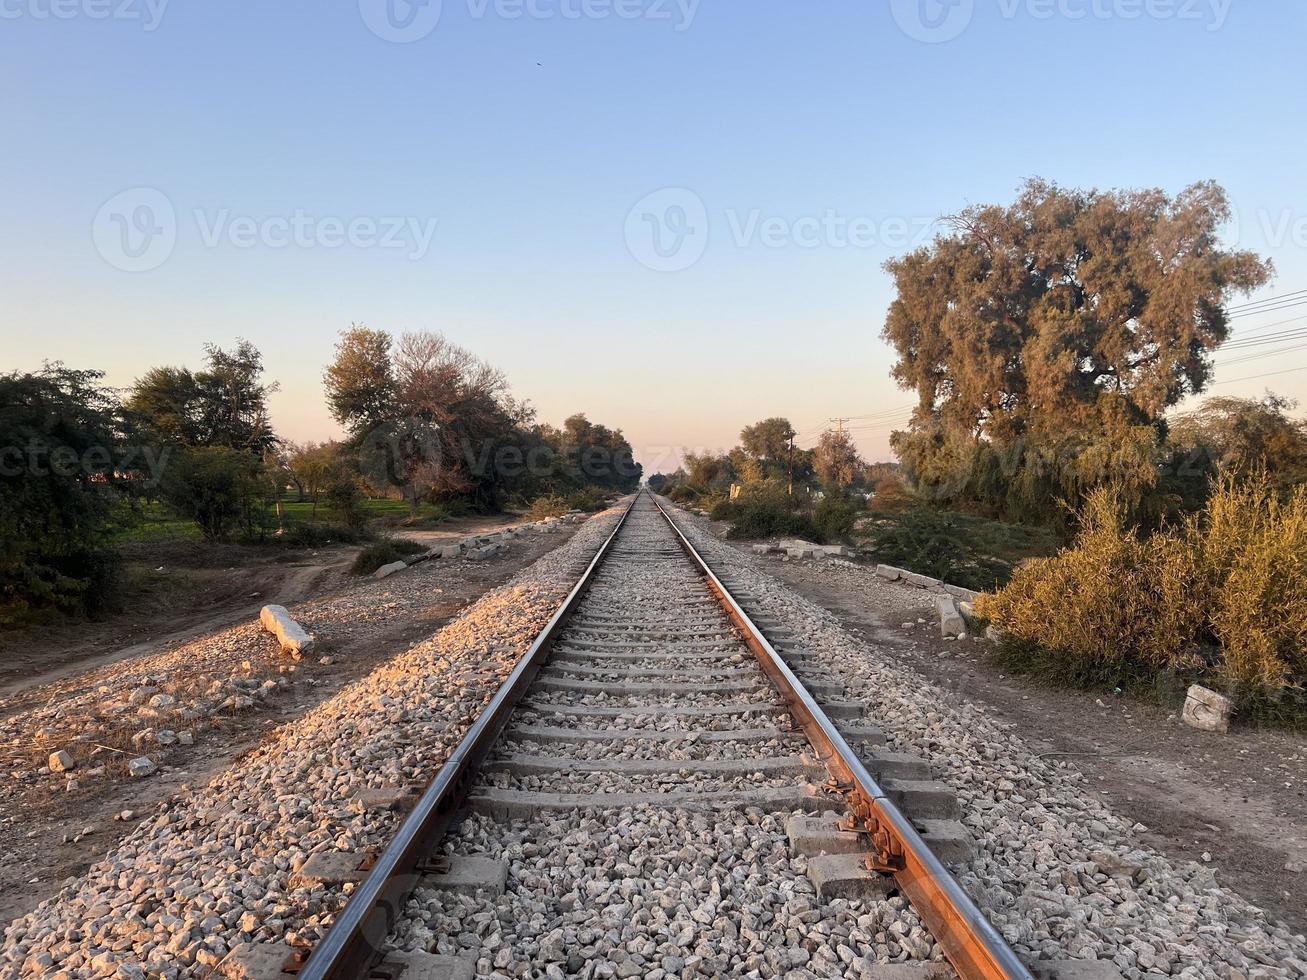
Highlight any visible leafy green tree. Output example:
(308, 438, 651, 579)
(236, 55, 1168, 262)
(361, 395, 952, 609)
(159, 446, 269, 541)
(324, 325, 396, 438)
(739, 417, 795, 475)
(0, 365, 127, 622)
(127, 340, 278, 455)
(882, 179, 1272, 525)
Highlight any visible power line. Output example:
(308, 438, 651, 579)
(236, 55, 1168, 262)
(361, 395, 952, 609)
(1229, 297, 1307, 320)
(1218, 326, 1307, 352)
(1207, 365, 1307, 386)
(1213, 343, 1307, 369)
(1227, 288, 1307, 314)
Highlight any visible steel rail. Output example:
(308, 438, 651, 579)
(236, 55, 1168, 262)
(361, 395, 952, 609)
(293, 493, 642, 980)
(650, 494, 1034, 980)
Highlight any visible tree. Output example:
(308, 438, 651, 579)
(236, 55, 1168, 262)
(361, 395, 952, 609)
(1169, 393, 1307, 493)
(682, 451, 735, 494)
(324, 325, 396, 438)
(159, 446, 269, 541)
(814, 427, 864, 489)
(0, 365, 127, 622)
(284, 441, 342, 514)
(883, 179, 1272, 524)
(739, 417, 795, 479)
(127, 340, 278, 455)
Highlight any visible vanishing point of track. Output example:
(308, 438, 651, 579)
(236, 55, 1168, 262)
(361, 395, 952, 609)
(293, 491, 1031, 980)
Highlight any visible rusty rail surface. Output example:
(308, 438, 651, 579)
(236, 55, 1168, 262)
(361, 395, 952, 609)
(650, 494, 1033, 980)
(292, 494, 641, 980)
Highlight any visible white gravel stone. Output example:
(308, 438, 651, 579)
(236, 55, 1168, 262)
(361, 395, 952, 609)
(664, 502, 1307, 979)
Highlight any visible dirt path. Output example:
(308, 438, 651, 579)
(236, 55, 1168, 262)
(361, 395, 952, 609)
(0, 518, 581, 928)
(703, 523, 1307, 938)
(0, 514, 535, 704)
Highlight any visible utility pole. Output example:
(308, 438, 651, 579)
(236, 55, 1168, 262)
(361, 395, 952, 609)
(829, 417, 851, 437)
(787, 433, 795, 498)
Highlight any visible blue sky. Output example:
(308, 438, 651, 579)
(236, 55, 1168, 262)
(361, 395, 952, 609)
(3, 0, 1305, 469)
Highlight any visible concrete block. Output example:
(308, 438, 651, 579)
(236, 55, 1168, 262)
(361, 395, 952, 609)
(289, 850, 368, 888)
(215, 942, 296, 980)
(1183, 684, 1233, 733)
(785, 814, 866, 856)
(374, 560, 408, 579)
(440, 544, 463, 559)
(353, 785, 421, 811)
(914, 818, 974, 865)
(259, 605, 315, 656)
(806, 852, 894, 900)
(786, 547, 818, 560)
(875, 564, 902, 581)
(943, 583, 979, 601)
(385, 951, 476, 980)
(883, 779, 961, 820)
(424, 855, 508, 897)
(779, 538, 818, 550)
(936, 596, 967, 638)
(1031, 963, 1128, 980)
(905, 572, 942, 589)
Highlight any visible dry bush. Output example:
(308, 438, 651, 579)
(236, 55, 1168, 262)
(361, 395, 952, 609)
(1199, 479, 1307, 694)
(867, 473, 916, 513)
(976, 476, 1307, 708)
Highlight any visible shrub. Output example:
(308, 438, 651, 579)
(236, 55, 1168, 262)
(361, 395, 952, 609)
(867, 472, 916, 514)
(350, 538, 426, 576)
(565, 486, 609, 512)
(977, 476, 1307, 714)
(724, 502, 823, 543)
(324, 474, 368, 529)
(159, 447, 270, 542)
(0, 366, 126, 624)
(813, 493, 863, 542)
(526, 494, 570, 521)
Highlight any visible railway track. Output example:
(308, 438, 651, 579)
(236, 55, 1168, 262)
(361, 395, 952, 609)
(271, 492, 1037, 980)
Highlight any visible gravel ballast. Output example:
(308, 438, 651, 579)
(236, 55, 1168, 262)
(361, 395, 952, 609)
(666, 502, 1307, 979)
(0, 507, 627, 980)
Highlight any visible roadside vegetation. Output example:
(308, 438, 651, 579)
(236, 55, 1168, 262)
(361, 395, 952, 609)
(1, 329, 639, 629)
(978, 475, 1307, 726)
(647, 179, 1307, 725)
(350, 538, 428, 576)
